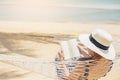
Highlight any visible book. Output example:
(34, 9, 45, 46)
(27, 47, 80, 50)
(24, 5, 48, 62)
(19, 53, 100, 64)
(60, 39, 81, 60)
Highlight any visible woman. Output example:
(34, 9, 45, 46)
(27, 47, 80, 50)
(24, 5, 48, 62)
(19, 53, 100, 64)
(56, 29, 115, 80)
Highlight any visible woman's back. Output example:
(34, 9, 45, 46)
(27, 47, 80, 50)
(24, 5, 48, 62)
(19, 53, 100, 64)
(88, 58, 112, 80)
(65, 55, 113, 80)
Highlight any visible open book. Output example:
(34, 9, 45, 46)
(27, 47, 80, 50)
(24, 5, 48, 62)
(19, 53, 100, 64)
(60, 39, 81, 60)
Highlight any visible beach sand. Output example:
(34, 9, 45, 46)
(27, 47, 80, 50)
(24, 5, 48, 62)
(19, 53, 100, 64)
(0, 21, 119, 80)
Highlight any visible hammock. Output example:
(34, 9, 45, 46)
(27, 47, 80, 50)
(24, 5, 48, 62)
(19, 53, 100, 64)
(0, 54, 120, 80)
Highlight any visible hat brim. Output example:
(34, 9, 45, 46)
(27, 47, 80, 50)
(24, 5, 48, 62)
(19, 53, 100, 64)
(78, 34, 115, 60)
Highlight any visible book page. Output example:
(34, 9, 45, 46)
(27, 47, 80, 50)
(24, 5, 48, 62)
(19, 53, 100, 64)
(60, 39, 80, 60)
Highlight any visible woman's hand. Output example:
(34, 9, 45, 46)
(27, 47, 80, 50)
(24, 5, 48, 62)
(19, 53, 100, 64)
(77, 45, 92, 60)
(58, 50, 64, 61)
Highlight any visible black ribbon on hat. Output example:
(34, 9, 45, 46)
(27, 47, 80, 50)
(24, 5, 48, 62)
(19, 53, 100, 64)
(89, 34, 109, 50)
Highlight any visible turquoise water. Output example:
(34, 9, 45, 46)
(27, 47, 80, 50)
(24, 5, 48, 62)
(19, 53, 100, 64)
(0, 0, 120, 23)
(55, 7, 120, 23)
(63, 0, 120, 5)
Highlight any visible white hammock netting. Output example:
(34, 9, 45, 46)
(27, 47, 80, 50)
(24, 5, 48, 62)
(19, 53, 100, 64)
(0, 54, 120, 80)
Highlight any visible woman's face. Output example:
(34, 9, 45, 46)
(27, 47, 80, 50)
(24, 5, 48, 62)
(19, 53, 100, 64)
(87, 48, 102, 59)
(87, 48, 96, 57)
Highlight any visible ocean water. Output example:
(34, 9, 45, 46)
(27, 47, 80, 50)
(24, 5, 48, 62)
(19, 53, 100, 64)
(62, 0, 120, 5)
(0, 0, 120, 23)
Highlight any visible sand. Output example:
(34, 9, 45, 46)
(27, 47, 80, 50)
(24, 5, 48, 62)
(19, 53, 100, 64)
(0, 21, 119, 80)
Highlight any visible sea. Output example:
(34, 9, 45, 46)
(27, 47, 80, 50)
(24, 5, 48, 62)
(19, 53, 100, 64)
(0, 0, 120, 23)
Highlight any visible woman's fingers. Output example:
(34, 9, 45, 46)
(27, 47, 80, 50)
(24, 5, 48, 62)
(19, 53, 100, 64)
(77, 45, 85, 53)
(58, 50, 64, 61)
(77, 45, 89, 57)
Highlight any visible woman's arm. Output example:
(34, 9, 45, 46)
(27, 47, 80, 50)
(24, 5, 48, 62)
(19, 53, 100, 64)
(58, 50, 70, 76)
(66, 63, 86, 80)
(58, 51, 85, 80)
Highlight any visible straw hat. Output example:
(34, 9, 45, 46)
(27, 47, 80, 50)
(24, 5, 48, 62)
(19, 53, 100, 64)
(78, 29, 115, 60)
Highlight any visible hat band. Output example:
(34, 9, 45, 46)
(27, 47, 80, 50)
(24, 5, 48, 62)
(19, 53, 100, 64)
(89, 34, 109, 50)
